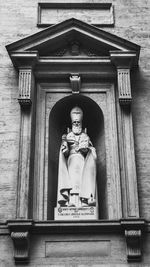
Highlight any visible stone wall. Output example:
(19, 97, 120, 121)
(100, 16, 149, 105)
(0, 0, 150, 266)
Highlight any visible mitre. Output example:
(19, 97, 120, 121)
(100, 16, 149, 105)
(70, 106, 83, 122)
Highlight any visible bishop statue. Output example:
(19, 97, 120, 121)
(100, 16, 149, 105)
(57, 106, 97, 207)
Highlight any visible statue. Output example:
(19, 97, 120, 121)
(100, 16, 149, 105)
(57, 106, 97, 208)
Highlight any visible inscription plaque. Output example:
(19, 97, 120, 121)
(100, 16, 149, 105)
(55, 206, 98, 221)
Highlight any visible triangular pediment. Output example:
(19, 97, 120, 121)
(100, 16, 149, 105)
(6, 18, 140, 60)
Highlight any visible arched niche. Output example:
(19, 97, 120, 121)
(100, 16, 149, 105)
(48, 94, 107, 220)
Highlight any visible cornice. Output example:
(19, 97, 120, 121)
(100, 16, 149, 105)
(0, 218, 149, 235)
(6, 218, 146, 234)
(10, 51, 39, 68)
(6, 18, 140, 62)
(110, 51, 138, 68)
(38, 57, 111, 64)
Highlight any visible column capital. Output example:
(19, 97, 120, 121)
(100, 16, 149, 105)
(117, 68, 132, 105)
(18, 68, 34, 107)
(10, 51, 39, 69)
(110, 51, 137, 69)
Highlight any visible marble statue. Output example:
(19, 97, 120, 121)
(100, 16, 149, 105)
(57, 106, 97, 207)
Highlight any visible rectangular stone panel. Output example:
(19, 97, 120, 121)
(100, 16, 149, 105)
(55, 206, 98, 221)
(45, 240, 111, 258)
(37, 3, 114, 27)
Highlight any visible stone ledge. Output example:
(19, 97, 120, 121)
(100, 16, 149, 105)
(6, 219, 146, 234)
(32, 219, 122, 234)
(4, 219, 147, 263)
(120, 218, 146, 230)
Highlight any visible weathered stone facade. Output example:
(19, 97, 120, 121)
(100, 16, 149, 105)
(0, 0, 150, 266)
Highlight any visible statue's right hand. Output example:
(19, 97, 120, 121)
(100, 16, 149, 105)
(61, 144, 69, 155)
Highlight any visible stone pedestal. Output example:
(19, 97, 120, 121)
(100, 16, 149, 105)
(55, 206, 98, 221)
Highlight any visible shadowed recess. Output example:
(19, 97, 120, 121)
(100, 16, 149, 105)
(48, 94, 107, 220)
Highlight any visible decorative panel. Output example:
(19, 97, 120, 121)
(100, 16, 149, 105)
(37, 3, 114, 27)
(18, 69, 33, 106)
(45, 240, 111, 257)
(117, 69, 132, 105)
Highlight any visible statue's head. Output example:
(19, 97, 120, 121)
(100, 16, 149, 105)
(70, 106, 83, 122)
(70, 106, 83, 135)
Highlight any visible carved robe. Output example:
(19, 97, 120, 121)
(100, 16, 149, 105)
(57, 131, 97, 206)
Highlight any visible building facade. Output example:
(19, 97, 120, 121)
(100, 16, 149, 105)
(0, 0, 150, 266)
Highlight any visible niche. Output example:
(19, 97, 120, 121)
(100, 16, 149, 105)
(48, 94, 106, 220)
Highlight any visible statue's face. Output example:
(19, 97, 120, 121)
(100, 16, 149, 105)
(72, 120, 82, 135)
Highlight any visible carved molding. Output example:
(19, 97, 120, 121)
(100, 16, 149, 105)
(18, 69, 33, 107)
(70, 42, 80, 56)
(11, 231, 29, 262)
(117, 69, 132, 105)
(110, 51, 137, 105)
(7, 220, 33, 263)
(121, 219, 145, 262)
(51, 48, 67, 57)
(125, 230, 142, 262)
(50, 46, 99, 57)
(70, 74, 81, 93)
(110, 51, 137, 68)
(6, 20, 140, 66)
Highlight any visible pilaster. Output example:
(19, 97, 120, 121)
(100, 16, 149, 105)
(15, 55, 37, 219)
(110, 51, 139, 219)
(17, 104, 33, 218)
